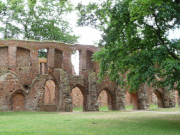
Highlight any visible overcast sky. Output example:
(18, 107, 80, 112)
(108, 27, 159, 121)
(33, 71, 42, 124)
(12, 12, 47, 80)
(69, 0, 180, 46)
(68, 0, 103, 45)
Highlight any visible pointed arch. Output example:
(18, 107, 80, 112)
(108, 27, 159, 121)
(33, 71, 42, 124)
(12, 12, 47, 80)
(44, 80, 56, 105)
(154, 90, 164, 108)
(71, 84, 87, 111)
(98, 88, 116, 111)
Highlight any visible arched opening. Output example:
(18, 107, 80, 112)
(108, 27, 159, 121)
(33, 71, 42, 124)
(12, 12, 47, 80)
(98, 90, 108, 111)
(154, 90, 164, 108)
(129, 93, 138, 110)
(149, 92, 158, 109)
(43, 80, 57, 111)
(44, 80, 56, 105)
(125, 92, 133, 110)
(38, 49, 48, 74)
(11, 91, 25, 111)
(98, 89, 114, 111)
(71, 87, 84, 111)
(175, 90, 179, 107)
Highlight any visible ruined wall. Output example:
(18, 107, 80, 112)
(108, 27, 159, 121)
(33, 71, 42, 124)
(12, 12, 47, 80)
(0, 40, 178, 112)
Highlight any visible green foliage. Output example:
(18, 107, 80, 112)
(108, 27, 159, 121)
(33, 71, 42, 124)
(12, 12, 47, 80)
(38, 49, 47, 58)
(0, 0, 78, 43)
(77, 0, 180, 92)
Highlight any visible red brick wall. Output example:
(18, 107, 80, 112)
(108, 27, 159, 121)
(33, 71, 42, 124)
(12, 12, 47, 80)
(0, 47, 8, 66)
(54, 49, 63, 68)
(12, 93, 25, 111)
(16, 47, 30, 67)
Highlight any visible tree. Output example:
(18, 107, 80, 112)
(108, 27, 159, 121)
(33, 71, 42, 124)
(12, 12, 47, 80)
(77, 0, 180, 92)
(0, 0, 78, 43)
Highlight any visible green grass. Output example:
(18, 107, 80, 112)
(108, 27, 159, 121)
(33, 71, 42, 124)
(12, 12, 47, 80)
(0, 107, 180, 135)
(73, 107, 83, 112)
(125, 105, 133, 110)
(150, 107, 180, 112)
(125, 104, 177, 110)
(74, 105, 178, 112)
(73, 106, 109, 112)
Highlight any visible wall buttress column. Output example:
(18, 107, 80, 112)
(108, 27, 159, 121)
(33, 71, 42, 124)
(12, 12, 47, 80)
(63, 51, 72, 74)
(79, 50, 87, 75)
(115, 86, 125, 110)
(47, 48, 55, 68)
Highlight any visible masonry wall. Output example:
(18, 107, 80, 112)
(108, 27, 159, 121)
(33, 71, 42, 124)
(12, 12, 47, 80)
(0, 47, 8, 66)
(0, 40, 179, 112)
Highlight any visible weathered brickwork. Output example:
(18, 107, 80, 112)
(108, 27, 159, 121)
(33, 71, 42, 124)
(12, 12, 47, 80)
(0, 40, 179, 112)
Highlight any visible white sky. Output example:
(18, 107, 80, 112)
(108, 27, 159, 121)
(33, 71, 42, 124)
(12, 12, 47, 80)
(68, 0, 102, 45)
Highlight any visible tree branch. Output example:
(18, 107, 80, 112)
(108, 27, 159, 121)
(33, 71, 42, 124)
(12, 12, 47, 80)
(153, 13, 180, 60)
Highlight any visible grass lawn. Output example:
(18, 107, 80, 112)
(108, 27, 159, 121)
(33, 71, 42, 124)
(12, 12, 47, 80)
(0, 107, 180, 135)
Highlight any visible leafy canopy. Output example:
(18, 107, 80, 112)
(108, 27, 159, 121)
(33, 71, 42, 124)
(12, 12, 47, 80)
(0, 0, 78, 43)
(77, 0, 180, 91)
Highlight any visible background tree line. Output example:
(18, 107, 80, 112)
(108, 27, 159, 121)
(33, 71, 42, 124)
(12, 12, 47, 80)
(77, 0, 180, 92)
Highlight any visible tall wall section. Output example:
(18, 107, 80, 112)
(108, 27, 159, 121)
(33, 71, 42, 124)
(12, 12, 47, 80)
(0, 40, 178, 112)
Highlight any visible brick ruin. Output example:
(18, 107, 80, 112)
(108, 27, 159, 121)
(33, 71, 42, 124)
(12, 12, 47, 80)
(0, 40, 179, 111)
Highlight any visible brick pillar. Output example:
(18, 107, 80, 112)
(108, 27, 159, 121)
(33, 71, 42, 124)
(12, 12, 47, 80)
(79, 50, 87, 75)
(63, 51, 72, 74)
(163, 89, 176, 108)
(58, 69, 72, 112)
(41, 63, 46, 74)
(8, 46, 17, 67)
(86, 71, 98, 111)
(30, 49, 38, 77)
(47, 48, 55, 68)
(115, 86, 125, 110)
(137, 84, 149, 110)
(30, 50, 38, 68)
